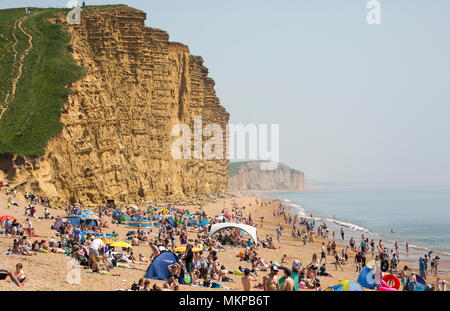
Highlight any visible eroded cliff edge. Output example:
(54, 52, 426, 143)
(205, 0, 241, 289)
(0, 6, 229, 206)
(228, 161, 305, 194)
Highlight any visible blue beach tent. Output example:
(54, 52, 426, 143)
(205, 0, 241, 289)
(144, 251, 184, 284)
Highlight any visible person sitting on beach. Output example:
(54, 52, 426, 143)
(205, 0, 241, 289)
(152, 283, 172, 291)
(31, 240, 39, 252)
(219, 265, 233, 282)
(14, 263, 28, 285)
(149, 241, 160, 261)
(91, 256, 110, 273)
(280, 254, 289, 266)
(15, 241, 33, 256)
(308, 254, 320, 279)
(131, 236, 140, 246)
(135, 278, 145, 291)
(163, 274, 179, 291)
(298, 269, 315, 289)
(128, 251, 136, 263)
(138, 254, 148, 263)
(0, 268, 23, 287)
(141, 279, 151, 291)
(318, 264, 332, 277)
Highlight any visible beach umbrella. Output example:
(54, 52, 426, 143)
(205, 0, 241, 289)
(82, 210, 95, 215)
(109, 241, 132, 248)
(73, 203, 81, 206)
(126, 231, 137, 236)
(174, 245, 202, 252)
(0, 215, 15, 221)
(224, 214, 231, 217)
(160, 208, 169, 214)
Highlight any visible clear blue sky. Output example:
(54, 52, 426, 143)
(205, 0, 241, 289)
(2, 0, 450, 187)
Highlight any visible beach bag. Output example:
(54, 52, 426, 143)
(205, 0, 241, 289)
(184, 275, 191, 284)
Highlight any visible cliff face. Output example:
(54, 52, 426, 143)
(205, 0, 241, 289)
(228, 162, 304, 193)
(0, 6, 229, 206)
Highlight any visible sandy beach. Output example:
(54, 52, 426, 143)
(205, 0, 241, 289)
(0, 189, 448, 291)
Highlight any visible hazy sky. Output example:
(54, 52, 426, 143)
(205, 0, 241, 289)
(2, 0, 450, 187)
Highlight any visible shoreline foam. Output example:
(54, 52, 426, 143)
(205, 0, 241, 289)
(273, 196, 450, 275)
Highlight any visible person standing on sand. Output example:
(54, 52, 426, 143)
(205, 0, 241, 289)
(26, 218, 32, 237)
(340, 228, 345, 240)
(280, 268, 294, 291)
(349, 237, 355, 251)
(242, 268, 257, 291)
(333, 251, 344, 271)
(400, 265, 408, 290)
(263, 264, 280, 291)
(183, 244, 194, 284)
(355, 251, 363, 273)
(320, 242, 327, 264)
(419, 257, 427, 280)
(88, 238, 105, 266)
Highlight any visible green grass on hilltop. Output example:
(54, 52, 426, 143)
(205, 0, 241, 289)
(229, 162, 246, 176)
(0, 8, 86, 156)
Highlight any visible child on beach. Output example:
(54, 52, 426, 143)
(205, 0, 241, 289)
(14, 263, 27, 285)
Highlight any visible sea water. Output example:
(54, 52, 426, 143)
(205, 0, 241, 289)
(260, 186, 450, 273)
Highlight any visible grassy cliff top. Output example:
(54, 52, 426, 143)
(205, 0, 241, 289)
(0, 7, 86, 156)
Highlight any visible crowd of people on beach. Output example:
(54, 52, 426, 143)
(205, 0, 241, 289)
(273, 201, 447, 291)
(0, 183, 448, 291)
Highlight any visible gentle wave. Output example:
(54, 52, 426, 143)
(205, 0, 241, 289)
(283, 201, 450, 258)
(285, 202, 371, 233)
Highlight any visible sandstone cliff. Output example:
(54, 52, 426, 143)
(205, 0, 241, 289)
(0, 6, 229, 207)
(228, 161, 304, 194)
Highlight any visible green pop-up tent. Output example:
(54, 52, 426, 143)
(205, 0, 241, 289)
(117, 214, 131, 223)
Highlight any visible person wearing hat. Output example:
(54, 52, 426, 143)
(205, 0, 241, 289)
(241, 268, 257, 291)
(292, 259, 302, 272)
(263, 263, 280, 291)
